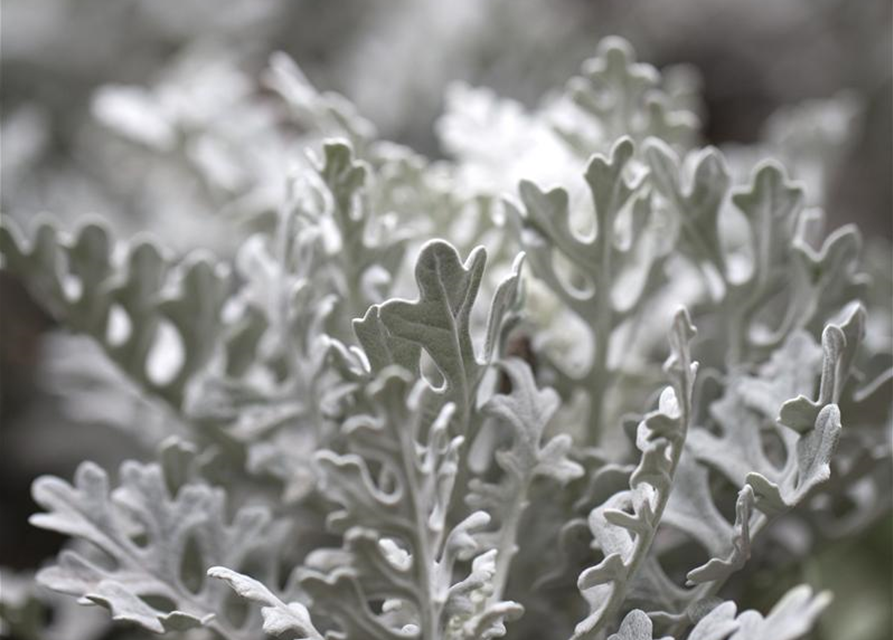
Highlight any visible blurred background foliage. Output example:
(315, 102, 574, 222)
(1, 1, 890, 639)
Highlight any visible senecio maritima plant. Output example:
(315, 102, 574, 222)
(1, 37, 891, 640)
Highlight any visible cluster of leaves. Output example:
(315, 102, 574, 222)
(1, 37, 890, 640)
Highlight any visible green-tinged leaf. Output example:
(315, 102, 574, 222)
(378, 241, 485, 403)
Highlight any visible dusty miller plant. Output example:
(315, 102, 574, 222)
(1, 37, 890, 640)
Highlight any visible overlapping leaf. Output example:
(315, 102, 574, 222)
(276, 368, 523, 640)
(639, 306, 867, 630)
(360, 240, 523, 421)
(30, 460, 283, 638)
(467, 359, 583, 600)
(0, 219, 228, 410)
(559, 37, 699, 152)
(508, 137, 667, 442)
(313, 141, 409, 319)
(6, 33, 889, 640)
(574, 309, 697, 639)
(609, 584, 828, 640)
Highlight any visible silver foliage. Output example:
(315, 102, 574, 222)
(2, 35, 890, 640)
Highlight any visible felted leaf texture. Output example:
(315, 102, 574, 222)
(467, 358, 584, 598)
(0, 218, 228, 410)
(687, 305, 864, 509)
(609, 584, 830, 640)
(313, 140, 409, 317)
(4, 32, 889, 640)
(687, 585, 832, 640)
(607, 609, 671, 640)
(574, 309, 697, 639)
(379, 241, 486, 400)
(508, 137, 669, 442)
(745, 312, 864, 515)
(30, 459, 283, 638)
(0, 150, 412, 499)
(662, 459, 756, 587)
(291, 367, 523, 640)
(363, 239, 523, 419)
(208, 568, 323, 640)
